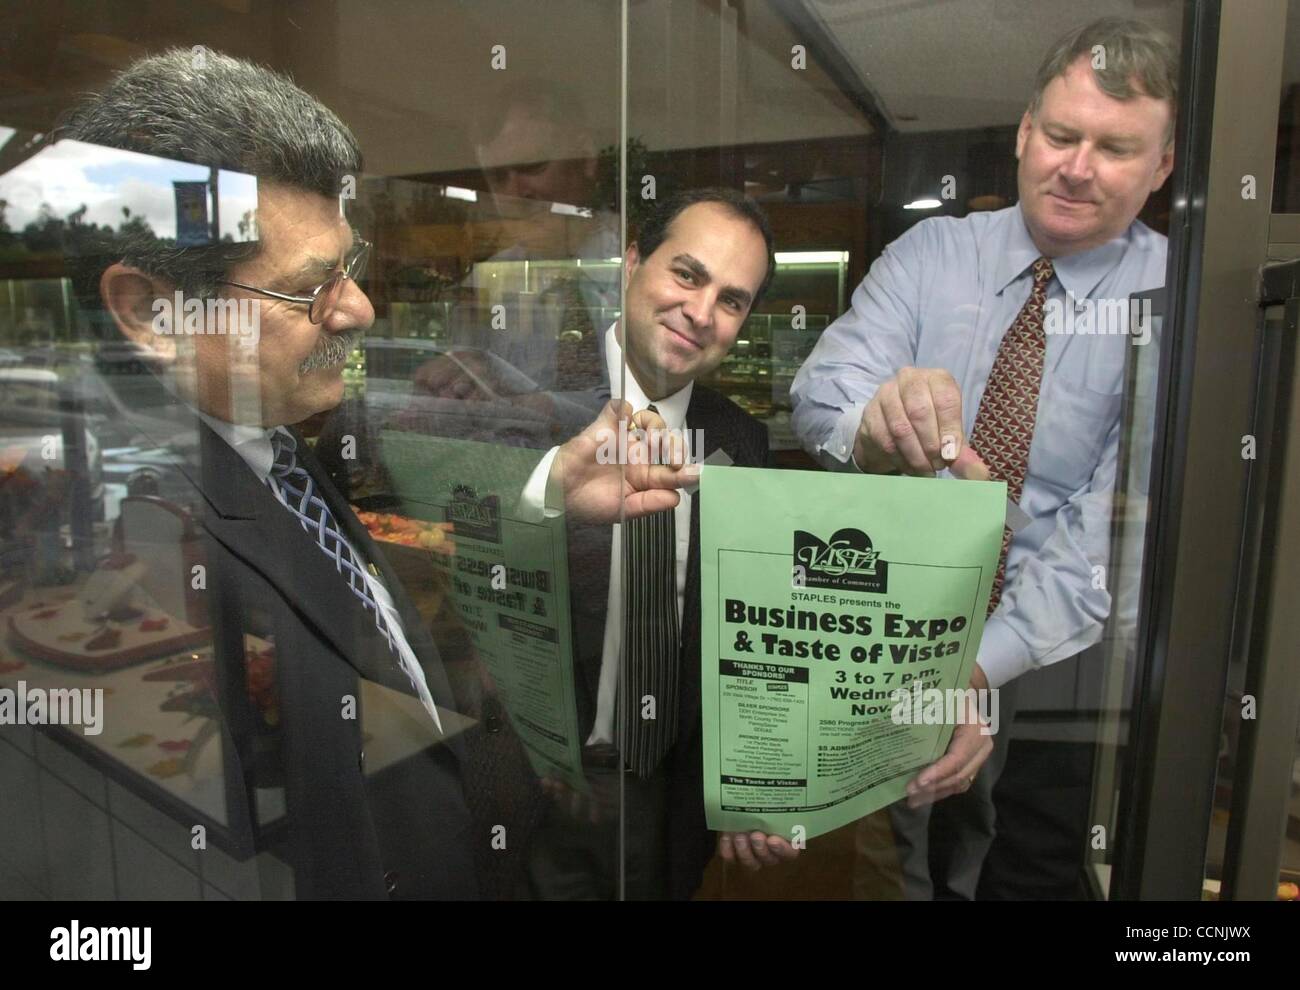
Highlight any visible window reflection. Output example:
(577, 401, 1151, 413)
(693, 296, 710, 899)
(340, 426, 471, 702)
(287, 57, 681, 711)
(0, 0, 1193, 905)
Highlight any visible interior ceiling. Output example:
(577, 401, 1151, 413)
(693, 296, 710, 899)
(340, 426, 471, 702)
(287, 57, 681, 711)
(3, 0, 1298, 180)
(798, 0, 1185, 133)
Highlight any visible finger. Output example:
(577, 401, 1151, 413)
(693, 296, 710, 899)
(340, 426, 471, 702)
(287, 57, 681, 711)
(730, 832, 761, 871)
(632, 408, 668, 434)
(905, 782, 939, 809)
(907, 780, 962, 808)
(664, 425, 685, 467)
(907, 737, 971, 796)
(573, 399, 630, 457)
(897, 369, 945, 471)
(603, 398, 634, 430)
(910, 722, 992, 796)
(863, 401, 897, 471)
(877, 381, 934, 476)
(949, 446, 991, 481)
(927, 370, 965, 464)
(949, 744, 993, 792)
(626, 414, 658, 465)
(905, 767, 975, 808)
(622, 461, 694, 515)
(917, 742, 991, 804)
(923, 759, 987, 802)
(631, 461, 696, 492)
(631, 409, 686, 468)
(766, 836, 801, 861)
(940, 725, 995, 790)
(717, 833, 735, 863)
(749, 832, 779, 866)
(621, 489, 681, 519)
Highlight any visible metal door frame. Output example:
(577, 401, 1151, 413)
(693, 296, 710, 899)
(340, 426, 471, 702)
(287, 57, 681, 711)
(1110, 0, 1289, 899)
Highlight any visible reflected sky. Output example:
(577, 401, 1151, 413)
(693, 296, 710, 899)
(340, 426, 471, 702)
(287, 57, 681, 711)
(0, 126, 258, 243)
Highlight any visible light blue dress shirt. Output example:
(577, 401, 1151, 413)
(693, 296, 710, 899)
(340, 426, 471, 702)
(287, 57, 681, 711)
(790, 204, 1166, 687)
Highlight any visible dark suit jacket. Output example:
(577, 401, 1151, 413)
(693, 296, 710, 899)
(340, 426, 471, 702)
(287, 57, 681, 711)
(136, 399, 478, 900)
(567, 383, 771, 899)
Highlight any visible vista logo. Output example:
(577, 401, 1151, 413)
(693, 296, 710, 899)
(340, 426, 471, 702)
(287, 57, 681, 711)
(793, 528, 888, 593)
(446, 485, 501, 543)
(49, 921, 151, 970)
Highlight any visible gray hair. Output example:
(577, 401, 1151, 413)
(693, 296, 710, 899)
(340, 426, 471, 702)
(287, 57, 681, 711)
(1030, 17, 1179, 145)
(58, 47, 361, 312)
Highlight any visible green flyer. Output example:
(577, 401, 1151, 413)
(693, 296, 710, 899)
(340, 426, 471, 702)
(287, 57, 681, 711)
(700, 466, 1006, 840)
(383, 433, 586, 791)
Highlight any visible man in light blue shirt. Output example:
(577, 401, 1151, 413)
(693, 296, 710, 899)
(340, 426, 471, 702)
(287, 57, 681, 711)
(790, 17, 1176, 899)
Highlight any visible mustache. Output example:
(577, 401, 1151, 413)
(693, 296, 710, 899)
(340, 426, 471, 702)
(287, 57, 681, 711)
(298, 329, 363, 374)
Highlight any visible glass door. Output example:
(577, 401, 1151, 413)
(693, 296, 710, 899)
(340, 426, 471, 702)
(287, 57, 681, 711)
(1096, 0, 1300, 901)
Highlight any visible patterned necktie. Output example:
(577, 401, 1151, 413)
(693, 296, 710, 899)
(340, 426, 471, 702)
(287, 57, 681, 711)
(618, 404, 680, 777)
(969, 256, 1054, 614)
(265, 429, 441, 730)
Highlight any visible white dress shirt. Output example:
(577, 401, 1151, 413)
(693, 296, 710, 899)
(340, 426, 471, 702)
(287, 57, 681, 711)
(519, 323, 694, 745)
(588, 324, 693, 745)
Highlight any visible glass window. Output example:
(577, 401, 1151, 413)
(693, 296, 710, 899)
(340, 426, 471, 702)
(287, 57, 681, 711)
(0, 0, 1196, 904)
(621, 0, 1182, 902)
(0, 0, 626, 901)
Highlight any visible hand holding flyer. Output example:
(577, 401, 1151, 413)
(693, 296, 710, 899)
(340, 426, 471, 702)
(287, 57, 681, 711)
(700, 466, 1006, 842)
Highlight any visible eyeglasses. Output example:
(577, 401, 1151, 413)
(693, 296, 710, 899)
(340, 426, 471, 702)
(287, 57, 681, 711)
(219, 237, 371, 325)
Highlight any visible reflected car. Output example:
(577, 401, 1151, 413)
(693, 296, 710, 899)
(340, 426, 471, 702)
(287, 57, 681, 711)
(94, 339, 152, 376)
(361, 337, 597, 448)
(0, 367, 105, 520)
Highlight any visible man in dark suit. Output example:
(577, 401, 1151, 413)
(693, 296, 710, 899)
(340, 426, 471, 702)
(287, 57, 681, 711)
(63, 49, 692, 900)
(527, 188, 800, 899)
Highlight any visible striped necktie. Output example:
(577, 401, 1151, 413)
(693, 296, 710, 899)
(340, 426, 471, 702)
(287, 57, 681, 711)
(265, 429, 442, 730)
(969, 256, 1054, 614)
(618, 404, 680, 777)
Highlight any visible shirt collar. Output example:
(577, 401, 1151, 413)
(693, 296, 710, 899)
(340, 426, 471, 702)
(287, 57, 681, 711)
(995, 202, 1132, 300)
(195, 409, 278, 482)
(605, 322, 693, 430)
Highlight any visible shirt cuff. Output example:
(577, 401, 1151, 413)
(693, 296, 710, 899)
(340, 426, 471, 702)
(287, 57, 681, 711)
(815, 404, 866, 472)
(974, 614, 1034, 689)
(518, 445, 563, 523)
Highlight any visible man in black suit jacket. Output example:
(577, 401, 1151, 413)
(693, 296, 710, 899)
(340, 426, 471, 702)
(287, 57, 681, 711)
(528, 188, 800, 899)
(65, 49, 693, 900)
